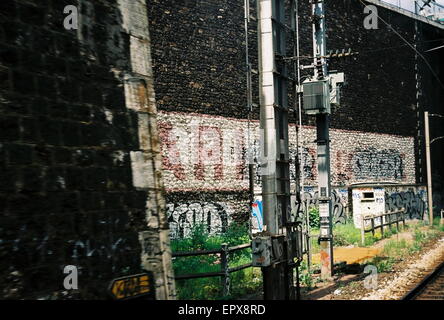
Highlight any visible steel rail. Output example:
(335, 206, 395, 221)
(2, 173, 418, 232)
(402, 260, 444, 300)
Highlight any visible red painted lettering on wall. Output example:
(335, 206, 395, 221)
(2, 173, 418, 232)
(158, 121, 186, 180)
(195, 126, 223, 180)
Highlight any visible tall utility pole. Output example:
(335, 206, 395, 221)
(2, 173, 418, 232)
(255, 0, 297, 300)
(311, 0, 334, 280)
(424, 112, 444, 225)
(425, 111, 434, 225)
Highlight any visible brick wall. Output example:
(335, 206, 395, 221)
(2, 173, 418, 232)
(0, 0, 174, 299)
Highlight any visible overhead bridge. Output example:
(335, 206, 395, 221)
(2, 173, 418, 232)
(365, 0, 444, 30)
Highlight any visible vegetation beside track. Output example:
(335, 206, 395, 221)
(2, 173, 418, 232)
(171, 215, 444, 299)
(301, 218, 444, 298)
(368, 219, 444, 274)
(171, 223, 262, 300)
(300, 215, 444, 289)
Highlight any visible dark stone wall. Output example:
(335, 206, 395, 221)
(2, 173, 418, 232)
(0, 0, 155, 299)
(147, 0, 442, 136)
(147, 0, 255, 119)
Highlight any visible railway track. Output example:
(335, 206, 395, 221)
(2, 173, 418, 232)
(402, 261, 444, 300)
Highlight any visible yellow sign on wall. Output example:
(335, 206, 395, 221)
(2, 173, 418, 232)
(108, 273, 154, 300)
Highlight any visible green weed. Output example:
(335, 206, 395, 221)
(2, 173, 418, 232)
(309, 207, 320, 229)
(298, 260, 315, 289)
(373, 257, 395, 273)
(171, 223, 261, 300)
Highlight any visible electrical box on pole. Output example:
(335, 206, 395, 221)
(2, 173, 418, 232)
(302, 79, 331, 114)
(302, 73, 345, 114)
(299, 0, 346, 281)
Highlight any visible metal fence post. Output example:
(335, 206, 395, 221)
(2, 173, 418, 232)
(380, 214, 384, 236)
(221, 243, 230, 297)
(402, 209, 406, 229)
(361, 215, 365, 246)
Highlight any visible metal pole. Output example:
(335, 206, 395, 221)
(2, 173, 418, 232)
(312, 0, 333, 280)
(361, 215, 365, 246)
(425, 111, 434, 225)
(245, 0, 256, 242)
(221, 243, 230, 297)
(295, 261, 301, 300)
(295, 0, 311, 274)
(258, 0, 278, 246)
(245, 0, 253, 115)
(312, 1, 328, 79)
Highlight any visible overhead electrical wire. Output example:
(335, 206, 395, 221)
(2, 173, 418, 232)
(425, 44, 444, 51)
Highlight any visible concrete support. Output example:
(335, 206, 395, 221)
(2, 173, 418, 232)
(257, 0, 294, 300)
(119, 0, 176, 300)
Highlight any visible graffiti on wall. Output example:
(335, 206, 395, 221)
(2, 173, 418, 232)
(5, 228, 138, 274)
(166, 202, 230, 239)
(289, 147, 317, 181)
(294, 188, 349, 225)
(352, 148, 404, 180)
(158, 112, 415, 191)
(251, 200, 264, 233)
(385, 189, 427, 220)
(158, 116, 247, 191)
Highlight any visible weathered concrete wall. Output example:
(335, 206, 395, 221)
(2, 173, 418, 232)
(0, 0, 174, 299)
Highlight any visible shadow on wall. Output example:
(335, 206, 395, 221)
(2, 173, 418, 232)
(0, 0, 155, 299)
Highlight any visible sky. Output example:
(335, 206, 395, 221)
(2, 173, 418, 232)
(381, 0, 444, 13)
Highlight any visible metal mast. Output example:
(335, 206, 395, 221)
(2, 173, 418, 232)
(295, 0, 311, 273)
(311, 0, 334, 280)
